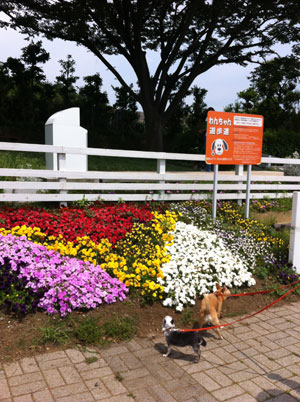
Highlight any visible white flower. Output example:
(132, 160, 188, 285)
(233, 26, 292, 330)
(160, 221, 256, 311)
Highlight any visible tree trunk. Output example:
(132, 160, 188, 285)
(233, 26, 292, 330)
(144, 111, 165, 152)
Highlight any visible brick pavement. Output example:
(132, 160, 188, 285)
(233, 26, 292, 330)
(1, 301, 300, 401)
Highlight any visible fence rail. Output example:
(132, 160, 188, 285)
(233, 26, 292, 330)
(0, 141, 299, 203)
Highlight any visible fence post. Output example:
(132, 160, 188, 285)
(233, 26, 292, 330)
(289, 192, 300, 273)
(58, 153, 68, 207)
(235, 164, 243, 206)
(157, 159, 166, 200)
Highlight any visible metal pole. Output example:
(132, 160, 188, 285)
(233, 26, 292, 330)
(245, 165, 252, 219)
(212, 164, 219, 220)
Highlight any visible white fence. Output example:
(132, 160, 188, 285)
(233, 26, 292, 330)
(0, 141, 300, 203)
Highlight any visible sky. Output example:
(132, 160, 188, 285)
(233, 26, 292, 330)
(0, 23, 292, 113)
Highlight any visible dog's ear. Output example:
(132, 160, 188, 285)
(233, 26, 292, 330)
(216, 283, 221, 290)
(222, 140, 229, 151)
(211, 140, 216, 151)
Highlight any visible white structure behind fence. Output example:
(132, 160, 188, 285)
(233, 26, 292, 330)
(0, 142, 300, 203)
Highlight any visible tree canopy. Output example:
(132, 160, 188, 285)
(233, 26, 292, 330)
(1, 0, 300, 150)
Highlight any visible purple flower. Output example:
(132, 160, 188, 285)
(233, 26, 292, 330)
(0, 234, 128, 316)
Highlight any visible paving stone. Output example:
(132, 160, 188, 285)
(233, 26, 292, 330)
(38, 357, 72, 371)
(0, 379, 11, 399)
(36, 351, 67, 363)
(3, 362, 22, 377)
(240, 379, 270, 401)
(123, 374, 157, 391)
(104, 355, 128, 372)
(192, 392, 218, 401)
(100, 395, 133, 402)
(253, 354, 282, 371)
(10, 380, 47, 397)
(275, 353, 300, 367)
(245, 339, 271, 353)
(252, 376, 285, 397)
(148, 384, 177, 402)
(205, 367, 233, 387)
(85, 378, 111, 400)
(75, 358, 107, 373)
(192, 372, 220, 392)
(267, 330, 289, 341)
(59, 365, 81, 384)
(120, 351, 144, 370)
(101, 345, 129, 358)
(161, 359, 186, 379)
(268, 394, 299, 401)
(201, 351, 226, 366)
(101, 374, 127, 395)
(228, 394, 257, 402)
(184, 360, 213, 374)
(43, 368, 65, 388)
(126, 338, 144, 352)
(145, 363, 173, 381)
(171, 383, 207, 401)
(65, 349, 85, 364)
(19, 357, 40, 374)
(275, 336, 299, 347)
(56, 392, 95, 402)
(121, 367, 149, 381)
(286, 363, 300, 376)
(13, 395, 33, 402)
(212, 384, 244, 400)
(265, 348, 291, 360)
(232, 347, 259, 360)
(51, 382, 89, 399)
(131, 387, 157, 401)
(8, 371, 44, 387)
(32, 389, 55, 402)
(80, 366, 113, 380)
(209, 347, 238, 364)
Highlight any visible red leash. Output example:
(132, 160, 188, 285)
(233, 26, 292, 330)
(229, 278, 300, 297)
(179, 282, 300, 333)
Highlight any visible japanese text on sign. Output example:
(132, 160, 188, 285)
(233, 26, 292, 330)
(205, 111, 264, 165)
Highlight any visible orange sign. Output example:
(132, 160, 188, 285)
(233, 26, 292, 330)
(205, 111, 264, 165)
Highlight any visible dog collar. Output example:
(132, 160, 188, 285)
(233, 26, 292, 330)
(214, 292, 225, 300)
(163, 328, 178, 333)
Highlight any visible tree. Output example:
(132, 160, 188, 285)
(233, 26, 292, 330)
(225, 56, 300, 129)
(1, 41, 51, 142)
(112, 85, 144, 149)
(79, 73, 112, 148)
(1, 0, 300, 151)
(55, 55, 79, 107)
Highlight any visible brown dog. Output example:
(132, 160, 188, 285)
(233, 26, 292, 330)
(199, 284, 231, 340)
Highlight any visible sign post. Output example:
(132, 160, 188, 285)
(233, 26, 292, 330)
(205, 111, 264, 219)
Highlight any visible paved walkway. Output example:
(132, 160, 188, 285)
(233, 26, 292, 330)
(1, 301, 300, 402)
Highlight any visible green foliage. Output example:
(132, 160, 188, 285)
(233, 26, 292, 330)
(74, 317, 104, 345)
(38, 321, 72, 345)
(37, 315, 137, 347)
(180, 307, 193, 326)
(262, 129, 300, 157)
(100, 316, 137, 342)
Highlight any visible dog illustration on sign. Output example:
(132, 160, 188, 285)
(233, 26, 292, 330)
(211, 139, 229, 156)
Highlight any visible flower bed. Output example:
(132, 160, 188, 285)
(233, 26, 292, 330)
(0, 200, 295, 316)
